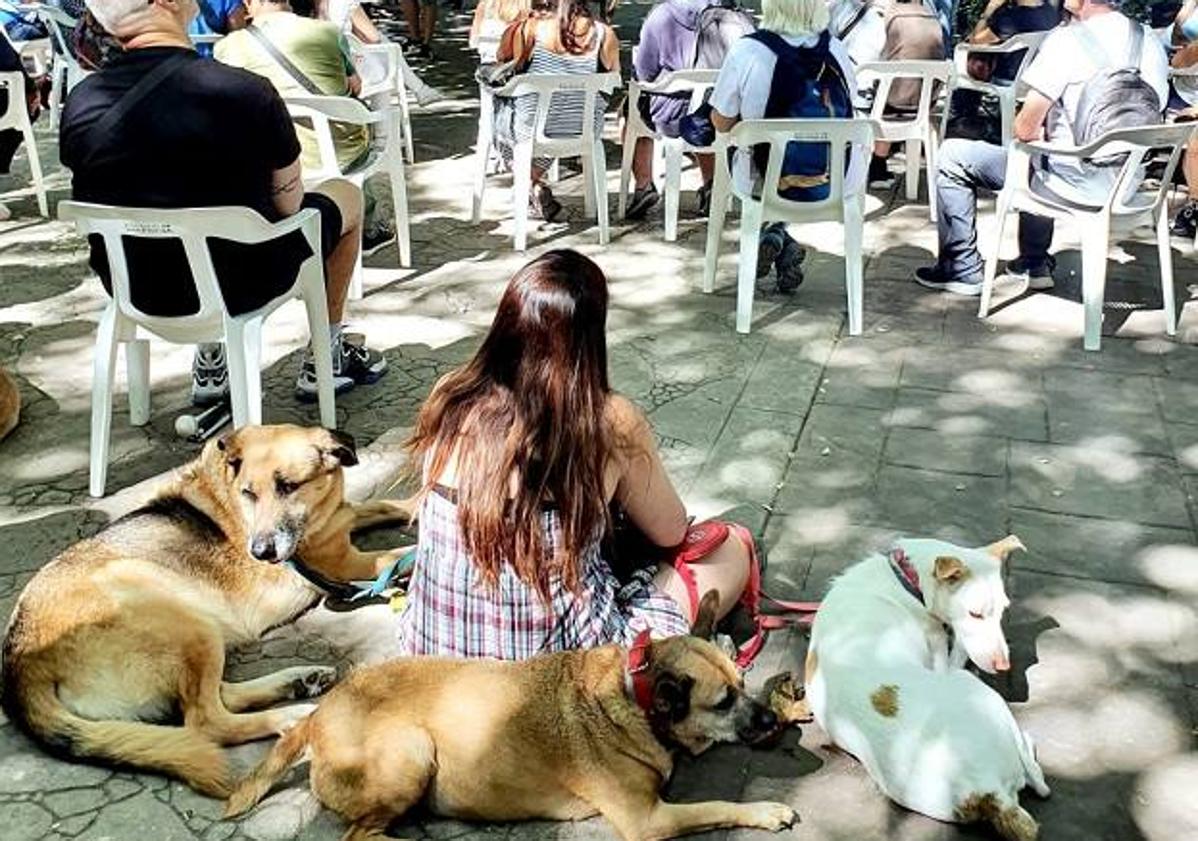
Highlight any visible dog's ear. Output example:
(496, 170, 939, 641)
(215, 430, 243, 476)
(933, 555, 969, 585)
(983, 534, 1025, 565)
(691, 589, 721, 640)
(653, 673, 694, 723)
(318, 428, 358, 468)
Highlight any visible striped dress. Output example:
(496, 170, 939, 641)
(394, 486, 690, 660)
(493, 23, 610, 171)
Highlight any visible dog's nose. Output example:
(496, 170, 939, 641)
(250, 536, 277, 561)
(752, 705, 779, 733)
(993, 653, 1010, 672)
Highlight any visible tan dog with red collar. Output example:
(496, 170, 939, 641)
(227, 592, 799, 841)
(805, 537, 1050, 840)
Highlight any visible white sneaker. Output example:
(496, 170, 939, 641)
(414, 85, 445, 107)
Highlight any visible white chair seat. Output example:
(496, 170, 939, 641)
(856, 59, 953, 222)
(619, 68, 719, 241)
(703, 118, 875, 335)
(59, 201, 338, 497)
(979, 124, 1197, 350)
(471, 71, 620, 251)
(285, 93, 412, 299)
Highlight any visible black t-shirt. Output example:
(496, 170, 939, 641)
(60, 47, 312, 317)
(985, 3, 1061, 80)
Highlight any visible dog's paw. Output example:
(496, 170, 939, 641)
(742, 801, 799, 832)
(290, 666, 338, 700)
(271, 702, 317, 734)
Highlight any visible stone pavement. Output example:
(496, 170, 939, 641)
(1, 3, 1198, 839)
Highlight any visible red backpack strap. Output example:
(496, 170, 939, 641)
(666, 520, 730, 622)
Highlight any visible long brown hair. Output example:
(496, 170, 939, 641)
(407, 250, 613, 599)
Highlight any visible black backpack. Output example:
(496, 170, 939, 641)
(1070, 20, 1162, 160)
(690, 0, 756, 69)
(749, 30, 854, 202)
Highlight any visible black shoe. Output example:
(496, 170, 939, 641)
(413, 43, 434, 60)
(295, 334, 388, 401)
(756, 229, 785, 279)
(529, 184, 563, 222)
(914, 264, 982, 296)
(362, 225, 395, 257)
(696, 183, 712, 217)
(1171, 199, 1198, 239)
(868, 155, 895, 189)
(624, 182, 660, 221)
(775, 239, 806, 294)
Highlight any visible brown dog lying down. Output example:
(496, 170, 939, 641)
(227, 592, 800, 841)
(1, 425, 414, 797)
(0, 365, 19, 441)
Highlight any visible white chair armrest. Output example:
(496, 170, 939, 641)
(284, 94, 383, 126)
(635, 69, 719, 96)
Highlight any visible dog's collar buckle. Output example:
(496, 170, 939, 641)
(887, 547, 925, 606)
(627, 629, 655, 714)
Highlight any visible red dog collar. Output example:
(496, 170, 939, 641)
(627, 628, 654, 714)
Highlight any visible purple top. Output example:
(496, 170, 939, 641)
(634, 0, 720, 136)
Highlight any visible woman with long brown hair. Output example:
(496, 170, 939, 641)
(397, 249, 751, 658)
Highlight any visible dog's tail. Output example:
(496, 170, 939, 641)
(1017, 728, 1052, 798)
(225, 714, 312, 817)
(966, 793, 1039, 841)
(7, 677, 230, 797)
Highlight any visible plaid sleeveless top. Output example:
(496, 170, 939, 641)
(395, 487, 689, 659)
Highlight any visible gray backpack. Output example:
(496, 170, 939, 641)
(690, 0, 756, 69)
(1070, 20, 1162, 160)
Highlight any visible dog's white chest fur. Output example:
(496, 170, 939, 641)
(806, 547, 1048, 832)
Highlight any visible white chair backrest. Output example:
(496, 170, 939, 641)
(0, 70, 24, 132)
(503, 71, 620, 147)
(348, 36, 400, 95)
(856, 59, 952, 125)
(31, 3, 76, 57)
(723, 118, 874, 216)
(58, 202, 321, 330)
(284, 94, 387, 179)
(636, 68, 719, 111)
(189, 33, 222, 46)
(1003, 30, 1049, 84)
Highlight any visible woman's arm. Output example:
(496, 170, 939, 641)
(609, 395, 688, 548)
(349, 5, 384, 44)
(599, 24, 620, 72)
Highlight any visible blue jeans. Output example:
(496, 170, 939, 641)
(935, 138, 1053, 280)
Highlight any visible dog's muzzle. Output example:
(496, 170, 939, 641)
(737, 700, 781, 744)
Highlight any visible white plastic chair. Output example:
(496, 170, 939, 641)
(59, 201, 338, 497)
(619, 68, 719, 241)
(31, 3, 86, 130)
(978, 124, 1196, 351)
(703, 118, 874, 335)
(188, 32, 222, 46)
(856, 59, 952, 221)
(471, 71, 620, 251)
(0, 70, 47, 216)
(938, 31, 1048, 146)
(285, 94, 412, 299)
(13, 36, 51, 75)
(350, 38, 415, 164)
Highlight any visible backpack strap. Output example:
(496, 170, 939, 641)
(246, 23, 325, 96)
(836, 0, 878, 40)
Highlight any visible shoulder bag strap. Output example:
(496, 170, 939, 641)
(80, 52, 191, 170)
(837, 0, 876, 40)
(246, 22, 325, 95)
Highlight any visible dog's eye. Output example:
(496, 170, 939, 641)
(968, 610, 984, 620)
(276, 479, 299, 496)
(241, 487, 257, 502)
(712, 691, 735, 712)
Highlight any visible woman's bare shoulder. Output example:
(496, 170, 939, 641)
(605, 393, 652, 440)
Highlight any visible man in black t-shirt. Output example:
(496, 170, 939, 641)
(61, 0, 387, 404)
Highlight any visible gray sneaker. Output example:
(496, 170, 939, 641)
(295, 333, 388, 402)
(775, 239, 806, 294)
(1002, 255, 1055, 290)
(191, 343, 229, 407)
(625, 182, 660, 221)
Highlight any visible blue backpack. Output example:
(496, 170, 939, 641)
(748, 30, 853, 202)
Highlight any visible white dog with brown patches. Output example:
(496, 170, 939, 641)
(805, 536, 1050, 841)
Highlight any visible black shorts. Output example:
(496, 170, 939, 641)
(91, 192, 342, 319)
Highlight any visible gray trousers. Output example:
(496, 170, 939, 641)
(936, 138, 1054, 279)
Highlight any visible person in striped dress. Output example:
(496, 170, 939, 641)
(492, 0, 620, 220)
(396, 250, 755, 660)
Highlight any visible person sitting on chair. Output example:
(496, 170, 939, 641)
(60, 0, 387, 405)
(0, 23, 41, 221)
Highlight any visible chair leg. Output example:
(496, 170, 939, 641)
(581, 153, 596, 220)
(512, 143, 534, 252)
(619, 131, 638, 219)
(21, 122, 47, 218)
(664, 143, 681, 243)
(299, 274, 337, 428)
(999, 92, 1015, 147)
(471, 94, 494, 223)
(844, 198, 865, 336)
(224, 321, 261, 428)
(925, 124, 939, 223)
(735, 204, 764, 334)
(348, 249, 364, 300)
(703, 164, 731, 294)
(126, 338, 151, 427)
(389, 154, 412, 269)
(978, 191, 1013, 319)
(547, 158, 560, 183)
(905, 139, 921, 202)
(591, 142, 608, 246)
(1156, 209, 1177, 337)
(1080, 222, 1110, 351)
(399, 98, 415, 164)
(89, 304, 121, 498)
(938, 81, 954, 142)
